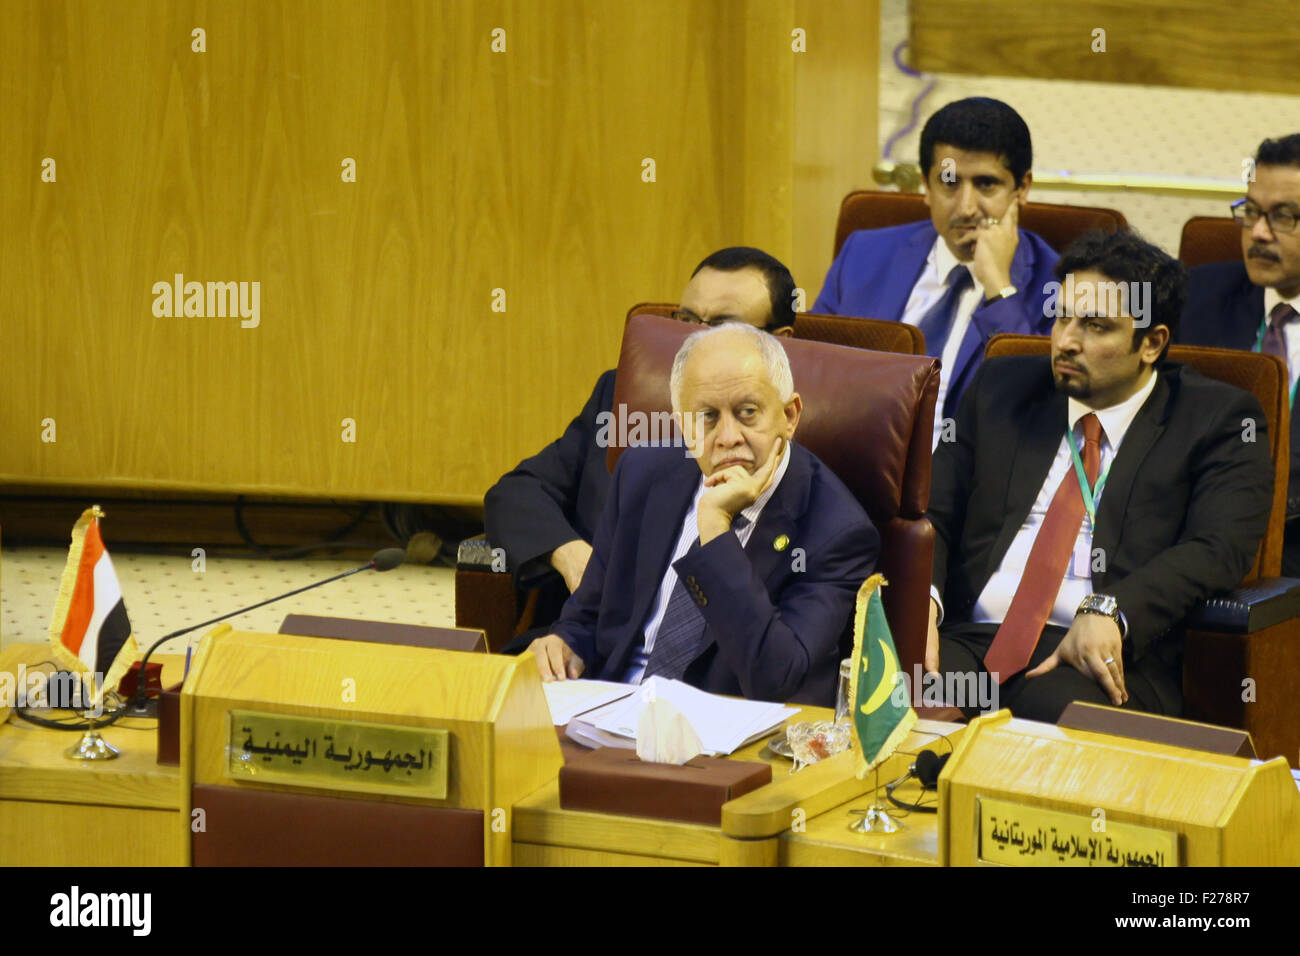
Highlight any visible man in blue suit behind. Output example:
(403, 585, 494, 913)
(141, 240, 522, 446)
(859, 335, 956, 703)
(528, 323, 879, 705)
(814, 97, 1059, 446)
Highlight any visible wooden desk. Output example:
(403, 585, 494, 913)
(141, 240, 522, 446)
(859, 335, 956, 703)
(781, 779, 944, 867)
(1, 641, 962, 868)
(0, 643, 184, 866)
(513, 712, 964, 867)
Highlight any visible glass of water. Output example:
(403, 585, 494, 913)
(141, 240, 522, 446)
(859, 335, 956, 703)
(835, 658, 853, 724)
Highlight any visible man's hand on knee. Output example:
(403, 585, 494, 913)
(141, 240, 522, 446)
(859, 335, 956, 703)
(1025, 613, 1127, 706)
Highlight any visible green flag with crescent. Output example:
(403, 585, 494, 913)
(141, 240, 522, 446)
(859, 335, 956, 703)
(848, 574, 916, 776)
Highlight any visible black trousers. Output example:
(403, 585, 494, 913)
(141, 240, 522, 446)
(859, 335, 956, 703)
(936, 620, 1180, 723)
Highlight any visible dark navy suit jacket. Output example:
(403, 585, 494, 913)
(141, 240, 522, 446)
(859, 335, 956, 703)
(1179, 260, 1300, 573)
(812, 220, 1060, 418)
(485, 370, 616, 589)
(551, 442, 879, 705)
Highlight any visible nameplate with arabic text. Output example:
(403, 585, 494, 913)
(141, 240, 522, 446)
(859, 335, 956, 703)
(227, 710, 449, 799)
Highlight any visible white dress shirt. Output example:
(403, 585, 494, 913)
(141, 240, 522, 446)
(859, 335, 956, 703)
(900, 237, 984, 450)
(967, 371, 1160, 631)
(1262, 287, 1300, 395)
(622, 444, 791, 683)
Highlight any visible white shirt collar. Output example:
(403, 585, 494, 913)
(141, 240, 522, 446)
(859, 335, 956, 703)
(1264, 286, 1300, 318)
(931, 234, 974, 286)
(1067, 369, 1159, 449)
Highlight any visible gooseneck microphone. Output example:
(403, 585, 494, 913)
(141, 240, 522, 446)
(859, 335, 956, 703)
(124, 547, 407, 716)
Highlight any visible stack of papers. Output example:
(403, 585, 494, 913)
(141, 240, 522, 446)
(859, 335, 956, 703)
(563, 677, 798, 756)
(542, 679, 635, 726)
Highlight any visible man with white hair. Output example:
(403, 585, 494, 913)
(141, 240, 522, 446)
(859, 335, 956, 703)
(528, 323, 878, 705)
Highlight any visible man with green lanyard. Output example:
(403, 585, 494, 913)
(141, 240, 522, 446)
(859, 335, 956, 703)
(925, 229, 1273, 722)
(1181, 134, 1300, 574)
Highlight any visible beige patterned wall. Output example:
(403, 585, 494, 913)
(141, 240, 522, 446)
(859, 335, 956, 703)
(876, 0, 1300, 258)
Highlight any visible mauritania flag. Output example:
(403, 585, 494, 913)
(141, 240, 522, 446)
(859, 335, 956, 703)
(848, 574, 916, 776)
(47, 506, 137, 708)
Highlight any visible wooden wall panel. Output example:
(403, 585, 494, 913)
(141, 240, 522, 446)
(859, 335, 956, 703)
(793, 0, 879, 300)
(0, 0, 874, 504)
(911, 0, 1300, 96)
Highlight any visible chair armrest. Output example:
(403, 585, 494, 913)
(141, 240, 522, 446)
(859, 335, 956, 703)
(1184, 577, 1300, 634)
(456, 533, 498, 571)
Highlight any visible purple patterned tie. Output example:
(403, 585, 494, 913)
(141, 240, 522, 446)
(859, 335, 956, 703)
(1262, 302, 1297, 366)
(643, 515, 749, 682)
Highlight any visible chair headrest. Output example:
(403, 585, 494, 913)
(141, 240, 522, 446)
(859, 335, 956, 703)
(609, 312, 940, 522)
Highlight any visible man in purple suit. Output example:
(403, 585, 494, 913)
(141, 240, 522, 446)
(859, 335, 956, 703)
(814, 97, 1059, 445)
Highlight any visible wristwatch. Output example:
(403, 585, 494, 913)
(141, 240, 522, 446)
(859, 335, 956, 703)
(987, 284, 1017, 301)
(1077, 593, 1121, 625)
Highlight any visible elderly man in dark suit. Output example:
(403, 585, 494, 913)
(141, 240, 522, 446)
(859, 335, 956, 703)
(484, 247, 796, 632)
(1179, 134, 1300, 574)
(926, 229, 1273, 722)
(528, 323, 878, 705)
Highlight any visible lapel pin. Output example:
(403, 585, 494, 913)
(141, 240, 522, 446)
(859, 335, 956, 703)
(773, 534, 790, 552)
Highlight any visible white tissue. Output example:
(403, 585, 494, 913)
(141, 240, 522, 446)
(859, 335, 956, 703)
(635, 689, 704, 765)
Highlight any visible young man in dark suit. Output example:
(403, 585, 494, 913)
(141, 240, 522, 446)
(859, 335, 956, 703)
(528, 323, 878, 705)
(1179, 134, 1300, 574)
(484, 247, 796, 631)
(814, 97, 1059, 444)
(926, 230, 1273, 722)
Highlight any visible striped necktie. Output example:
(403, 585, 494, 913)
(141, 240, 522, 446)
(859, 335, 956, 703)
(1262, 302, 1298, 368)
(643, 514, 750, 682)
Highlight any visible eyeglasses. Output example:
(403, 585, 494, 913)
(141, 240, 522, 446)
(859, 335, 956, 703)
(1230, 198, 1299, 234)
(671, 309, 734, 327)
(670, 309, 785, 333)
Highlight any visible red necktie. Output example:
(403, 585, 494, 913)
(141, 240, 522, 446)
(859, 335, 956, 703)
(984, 412, 1102, 681)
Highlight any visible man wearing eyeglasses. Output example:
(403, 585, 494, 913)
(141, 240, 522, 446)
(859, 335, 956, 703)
(1180, 134, 1300, 574)
(484, 247, 797, 633)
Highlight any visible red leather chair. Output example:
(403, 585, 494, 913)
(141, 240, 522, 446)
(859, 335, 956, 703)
(986, 334, 1298, 764)
(832, 189, 1128, 259)
(1178, 216, 1242, 268)
(628, 301, 926, 354)
(456, 303, 927, 652)
(606, 311, 939, 675)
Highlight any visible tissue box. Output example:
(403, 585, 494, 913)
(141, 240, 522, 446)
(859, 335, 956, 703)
(558, 747, 772, 825)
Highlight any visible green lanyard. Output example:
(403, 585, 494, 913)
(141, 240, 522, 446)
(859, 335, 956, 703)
(1066, 426, 1112, 526)
(1253, 313, 1299, 408)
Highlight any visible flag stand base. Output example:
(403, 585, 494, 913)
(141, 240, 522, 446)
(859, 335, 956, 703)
(848, 765, 903, 833)
(848, 804, 903, 833)
(64, 730, 121, 761)
(123, 698, 159, 719)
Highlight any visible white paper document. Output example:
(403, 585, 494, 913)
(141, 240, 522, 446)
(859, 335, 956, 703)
(565, 677, 798, 756)
(542, 679, 636, 726)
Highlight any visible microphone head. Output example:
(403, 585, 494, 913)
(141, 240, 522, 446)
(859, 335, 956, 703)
(370, 548, 407, 572)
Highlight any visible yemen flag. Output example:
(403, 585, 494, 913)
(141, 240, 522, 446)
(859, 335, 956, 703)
(848, 574, 916, 776)
(47, 506, 137, 708)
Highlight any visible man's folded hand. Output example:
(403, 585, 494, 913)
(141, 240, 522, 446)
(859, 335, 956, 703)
(527, 634, 585, 682)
